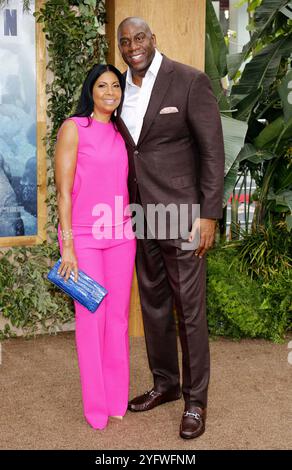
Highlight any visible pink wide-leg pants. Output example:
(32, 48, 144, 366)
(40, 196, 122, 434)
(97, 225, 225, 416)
(59, 236, 136, 430)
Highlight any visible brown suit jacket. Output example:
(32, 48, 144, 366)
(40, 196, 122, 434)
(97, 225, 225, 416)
(117, 55, 225, 237)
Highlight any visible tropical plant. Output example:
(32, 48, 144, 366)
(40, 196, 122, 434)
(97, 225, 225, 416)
(207, 246, 291, 342)
(206, 0, 292, 234)
(234, 222, 292, 278)
(205, 1, 292, 342)
(0, 242, 73, 339)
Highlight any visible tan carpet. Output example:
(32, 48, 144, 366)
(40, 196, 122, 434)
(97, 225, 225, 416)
(0, 332, 291, 450)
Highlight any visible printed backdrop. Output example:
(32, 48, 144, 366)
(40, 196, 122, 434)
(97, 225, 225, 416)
(0, 0, 37, 237)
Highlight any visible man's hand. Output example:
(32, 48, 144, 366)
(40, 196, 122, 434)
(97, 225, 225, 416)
(188, 218, 217, 258)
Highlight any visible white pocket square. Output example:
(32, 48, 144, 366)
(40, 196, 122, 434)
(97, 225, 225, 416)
(159, 106, 179, 114)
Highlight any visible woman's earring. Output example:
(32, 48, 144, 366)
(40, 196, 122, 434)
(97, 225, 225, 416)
(114, 109, 117, 117)
(90, 112, 94, 118)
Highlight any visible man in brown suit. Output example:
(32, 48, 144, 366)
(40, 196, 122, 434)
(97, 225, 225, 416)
(117, 17, 225, 439)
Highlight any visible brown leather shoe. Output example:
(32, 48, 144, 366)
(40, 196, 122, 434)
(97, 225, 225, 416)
(179, 406, 206, 439)
(128, 387, 181, 412)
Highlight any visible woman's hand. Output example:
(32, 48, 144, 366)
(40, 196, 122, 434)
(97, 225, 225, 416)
(58, 246, 78, 282)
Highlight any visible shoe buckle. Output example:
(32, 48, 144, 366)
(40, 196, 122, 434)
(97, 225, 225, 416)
(183, 411, 201, 421)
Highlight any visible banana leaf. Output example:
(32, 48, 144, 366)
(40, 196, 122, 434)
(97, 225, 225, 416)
(223, 161, 239, 207)
(231, 34, 292, 100)
(272, 156, 292, 198)
(254, 115, 285, 148)
(227, 0, 291, 79)
(205, 34, 230, 111)
(227, 52, 244, 81)
(281, 117, 292, 140)
(205, 0, 230, 112)
(286, 214, 292, 231)
(236, 143, 275, 163)
(267, 189, 292, 213)
(254, 0, 291, 28)
(278, 69, 292, 122)
(231, 87, 263, 122)
(221, 115, 248, 206)
(205, 0, 228, 78)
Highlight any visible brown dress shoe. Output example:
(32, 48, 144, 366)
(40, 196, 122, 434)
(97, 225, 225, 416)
(179, 407, 206, 439)
(128, 387, 181, 412)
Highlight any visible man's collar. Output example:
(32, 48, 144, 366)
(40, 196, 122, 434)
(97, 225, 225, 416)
(148, 49, 163, 77)
(126, 49, 163, 86)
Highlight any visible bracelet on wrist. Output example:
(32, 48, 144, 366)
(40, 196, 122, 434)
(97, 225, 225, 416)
(61, 228, 73, 240)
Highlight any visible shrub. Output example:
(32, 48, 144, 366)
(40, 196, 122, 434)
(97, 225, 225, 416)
(207, 247, 291, 342)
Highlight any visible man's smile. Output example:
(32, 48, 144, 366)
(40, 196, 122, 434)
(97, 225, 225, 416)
(128, 52, 145, 63)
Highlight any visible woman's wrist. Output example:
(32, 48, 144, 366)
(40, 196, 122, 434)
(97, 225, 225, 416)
(61, 228, 74, 240)
(62, 240, 74, 249)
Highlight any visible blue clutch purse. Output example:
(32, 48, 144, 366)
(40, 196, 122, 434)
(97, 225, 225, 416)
(47, 258, 107, 313)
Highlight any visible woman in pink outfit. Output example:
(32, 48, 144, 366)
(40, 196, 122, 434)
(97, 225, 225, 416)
(55, 64, 136, 430)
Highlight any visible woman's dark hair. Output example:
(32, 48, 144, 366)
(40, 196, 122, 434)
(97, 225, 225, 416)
(71, 64, 125, 125)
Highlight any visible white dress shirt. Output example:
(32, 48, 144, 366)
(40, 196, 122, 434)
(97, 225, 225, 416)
(121, 49, 163, 145)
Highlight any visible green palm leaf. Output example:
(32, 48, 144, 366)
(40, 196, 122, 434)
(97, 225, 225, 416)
(205, 0, 228, 78)
(205, 34, 230, 111)
(221, 116, 248, 206)
(228, 0, 291, 79)
(237, 143, 275, 163)
(278, 69, 292, 122)
(231, 35, 292, 102)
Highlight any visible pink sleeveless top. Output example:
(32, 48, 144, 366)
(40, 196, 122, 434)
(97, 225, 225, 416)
(58, 116, 133, 244)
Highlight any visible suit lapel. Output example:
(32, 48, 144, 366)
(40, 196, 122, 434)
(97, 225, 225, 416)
(116, 87, 136, 147)
(116, 115, 136, 148)
(137, 55, 174, 146)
